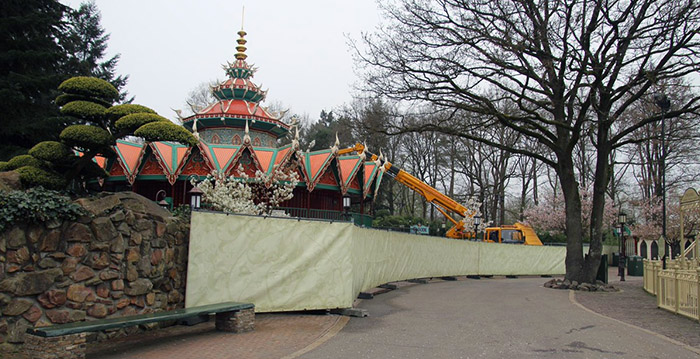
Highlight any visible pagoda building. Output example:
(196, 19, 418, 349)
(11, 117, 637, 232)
(98, 29, 382, 223)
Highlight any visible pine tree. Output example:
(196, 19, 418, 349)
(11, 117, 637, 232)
(62, 0, 131, 103)
(0, 0, 69, 160)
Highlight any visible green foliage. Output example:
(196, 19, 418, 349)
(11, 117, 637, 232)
(62, 1, 131, 102)
(14, 166, 66, 190)
(58, 76, 119, 103)
(171, 204, 192, 219)
(0, 162, 8, 171)
(537, 231, 567, 244)
(114, 112, 167, 133)
(55, 93, 111, 107)
(59, 100, 107, 121)
(105, 104, 155, 124)
(0, 0, 68, 161)
(60, 124, 114, 150)
(0, 187, 86, 233)
(6, 155, 45, 171)
(135, 122, 199, 147)
(372, 214, 426, 228)
(79, 160, 108, 179)
(29, 141, 69, 162)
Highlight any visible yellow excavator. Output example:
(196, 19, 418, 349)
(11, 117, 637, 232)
(483, 223, 542, 246)
(339, 143, 542, 245)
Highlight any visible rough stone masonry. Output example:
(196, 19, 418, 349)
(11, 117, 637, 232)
(0, 192, 190, 353)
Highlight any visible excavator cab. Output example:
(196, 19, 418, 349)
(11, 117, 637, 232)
(483, 223, 542, 245)
(485, 227, 524, 244)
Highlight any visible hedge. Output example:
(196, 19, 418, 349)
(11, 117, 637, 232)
(28, 141, 69, 162)
(58, 77, 119, 102)
(134, 122, 199, 147)
(60, 125, 114, 150)
(114, 113, 168, 134)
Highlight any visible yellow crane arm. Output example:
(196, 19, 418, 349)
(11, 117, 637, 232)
(341, 143, 476, 239)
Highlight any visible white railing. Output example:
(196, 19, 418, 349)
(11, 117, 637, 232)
(645, 259, 700, 322)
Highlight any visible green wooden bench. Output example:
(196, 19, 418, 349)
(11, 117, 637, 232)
(24, 301, 255, 359)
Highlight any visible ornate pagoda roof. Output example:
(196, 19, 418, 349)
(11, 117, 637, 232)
(181, 29, 289, 139)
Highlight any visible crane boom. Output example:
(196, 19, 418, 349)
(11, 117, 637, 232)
(343, 143, 477, 239)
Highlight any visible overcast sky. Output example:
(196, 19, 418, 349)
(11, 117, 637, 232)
(60, 0, 382, 123)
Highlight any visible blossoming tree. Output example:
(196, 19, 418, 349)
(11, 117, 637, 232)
(191, 164, 300, 216)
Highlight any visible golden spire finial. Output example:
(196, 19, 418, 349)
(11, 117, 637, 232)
(235, 7, 247, 60)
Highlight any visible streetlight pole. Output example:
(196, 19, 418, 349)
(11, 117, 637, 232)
(654, 94, 671, 261)
(618, 211, 627, 282)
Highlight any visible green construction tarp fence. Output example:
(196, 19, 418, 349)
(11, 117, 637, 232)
(186, 211, 566, 312)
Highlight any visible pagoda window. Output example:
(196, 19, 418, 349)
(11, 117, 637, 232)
(211, 133, 221, 144)
(253, 137, 261, 146)
(232, 135, 242, 145)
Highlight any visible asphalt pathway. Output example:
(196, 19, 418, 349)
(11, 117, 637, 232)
(300, 277, 699, 359)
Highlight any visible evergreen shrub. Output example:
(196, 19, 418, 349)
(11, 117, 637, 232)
(6, 155, 44, 171)
(60, 100, 107, 121)
(14, 166, 66, 190)
(58, 76, 119, 102)
(134, 122, 198, 147)
(29, 141, 69, 162)
(60, 125, 114, 149)
(114, 113, 167, 133)
(105, 104, 155, 123)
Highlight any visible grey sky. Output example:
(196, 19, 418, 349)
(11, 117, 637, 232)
(60, 0, 381, 123)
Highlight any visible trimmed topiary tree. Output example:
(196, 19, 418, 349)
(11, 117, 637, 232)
(28, 141, 69, 162)
(113, 113, 168, 134)
(134, 121, 199, 147)
(2, 76, 198, 190)
(14, 166, 67, 190)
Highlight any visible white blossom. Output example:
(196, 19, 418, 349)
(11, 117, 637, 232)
(191, 164, 299, 216)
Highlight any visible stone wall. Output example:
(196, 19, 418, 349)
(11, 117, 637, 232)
(0, 192, 190, 351)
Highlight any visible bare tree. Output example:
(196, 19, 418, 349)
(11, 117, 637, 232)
(182, 80, 218, 117)
(355, 0, 700, 283)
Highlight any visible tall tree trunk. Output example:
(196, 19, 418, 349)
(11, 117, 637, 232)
(558, 156, 585, 282)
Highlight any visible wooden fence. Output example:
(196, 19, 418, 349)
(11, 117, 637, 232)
(644, 259, 700, 322)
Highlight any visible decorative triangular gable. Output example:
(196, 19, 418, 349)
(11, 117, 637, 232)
(303, 150, 334, 192)
(180, 148, 213, 177)
(150, 142, 192, 185)
(114, 141, 145, 184)
(337, 156, 363, 195)
(199, 143, 242, 174)
(363, 161, 380, 199)
(249, 147, 277, 174)
(229, 148, 258, 177)
(273, 144, 293, 169)
(317, 166, 339, 187)
(94, 155, 107, 169)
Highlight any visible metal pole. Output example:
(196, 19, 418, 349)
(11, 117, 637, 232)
(662, 110, 667, 259)
(654, 94, 671, 262)
(620, 223, 626, 281)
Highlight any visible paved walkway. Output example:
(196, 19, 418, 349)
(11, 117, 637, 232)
(81, 269, 700, 358)
(300, 274, 699, 359)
